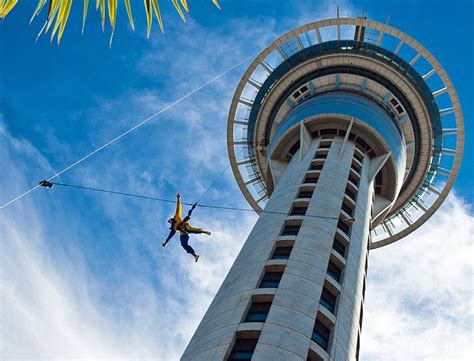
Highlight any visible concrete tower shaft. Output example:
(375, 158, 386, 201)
(182, 17, 463, 361)
(183, 132, 380, 360)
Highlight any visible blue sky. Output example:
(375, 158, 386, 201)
(1, 0, 473, 360)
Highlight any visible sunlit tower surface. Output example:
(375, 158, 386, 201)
(182, 17, 464, 361)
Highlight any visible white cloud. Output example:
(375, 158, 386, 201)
(361, 194, 474, 360)
(0, 123, 257, 360)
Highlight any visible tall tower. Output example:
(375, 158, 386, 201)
(182, 17, 463, 361)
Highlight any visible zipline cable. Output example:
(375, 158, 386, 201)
(195, 148, 243, 204)
(0, 54, 254, 210)
(51, 181, 339, 221)
(196, 161, 232, 204)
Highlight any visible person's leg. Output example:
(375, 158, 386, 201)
(180, 234, 199, 262)
(186, 224, 211, 235)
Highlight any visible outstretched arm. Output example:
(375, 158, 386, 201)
(182, 203, 197, 223)
(174, 192, 182, 222)
(162, 229, 176, 247)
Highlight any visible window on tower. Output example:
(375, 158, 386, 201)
(244, 301, 272, 322)
(353, 148, 365, 163)
(271, 246, 293, 260)
(290, 204, 308, 216)
(337, 217, 351, 236)
(259, 270, 284, 288)
(318, 139, 332, 149)
(281, 223, 301, 236)
(319, 287, 337, 314)
(312, 318, 332, 351)
(326, 260, 343, 283)
(341, 200, 354, 217)
(351, 160, 362, 174)
(304, 173, 320, 183)
(332, 235, 347, 258)
(297, 189, 314, 199)
(348, 172, 360, 187)
(314, 149, 328, 159)
(309, 162, 323, 171)
(306, 349, 325, 361)
(227, 336, 260, 361)
(345, 186, 357, 202)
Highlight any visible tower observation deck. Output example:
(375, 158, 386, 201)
(182, 17, 464, 361)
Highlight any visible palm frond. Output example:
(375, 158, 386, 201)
(151, 0, 164, 34)
(144, 0, 153, 38)
(3, 0, 221, 43)
(0, 0, 18, 18)
(171, 0, 185, 22)
(212, 0, 221, 10)
(82, 0, 89, 33)
(57, 0, 73, 44)
(29, 0, 47, 24)
(124, 0, 135, 31)
(180, 0, 189, 13)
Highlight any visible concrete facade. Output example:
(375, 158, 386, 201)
(182, 136, 373, 361)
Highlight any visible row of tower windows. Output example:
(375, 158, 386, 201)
(310, 147, 368, 356)
(286, 129, 376, 163)
(229, 137, 361, 360)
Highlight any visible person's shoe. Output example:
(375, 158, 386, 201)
(194, 254, 200, 262)
(204, 231, 211, 235)
(161, 242, 167, 248)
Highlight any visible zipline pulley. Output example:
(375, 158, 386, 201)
(39, 180, 54, 188)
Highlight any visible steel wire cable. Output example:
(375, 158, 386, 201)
(0, 54, 254, 209)
(50, 181, 339, 221)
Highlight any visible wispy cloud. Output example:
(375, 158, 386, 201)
(362, 194, 474, 360)
(0, 117, 256, 359)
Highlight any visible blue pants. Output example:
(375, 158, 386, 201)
(180, 234, 195, 254)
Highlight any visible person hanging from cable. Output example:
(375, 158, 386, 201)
(162, 192, 211, 262)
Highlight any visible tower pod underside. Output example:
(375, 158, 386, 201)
(227, 17, 464, 248)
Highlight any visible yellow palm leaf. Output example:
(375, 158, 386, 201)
(29, 0, 47, 24)
(124, 0, 135, 31)
(45, 0, 61, 34)
(50, 0, 68, 42)
(180, 0, 189, 13)
(171, 0, 186, 22)
(99, 0, 105, 31)
(144, 0, 153, 38)
(108, 0, 118, 30)
(82, 0, 89, 34)
(3, 0, 222, 43)
(212, 0, 221, 10)
(57, 0, 72, 43)
(151, 0, 164, 33)
(0, 0, 18, 18)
